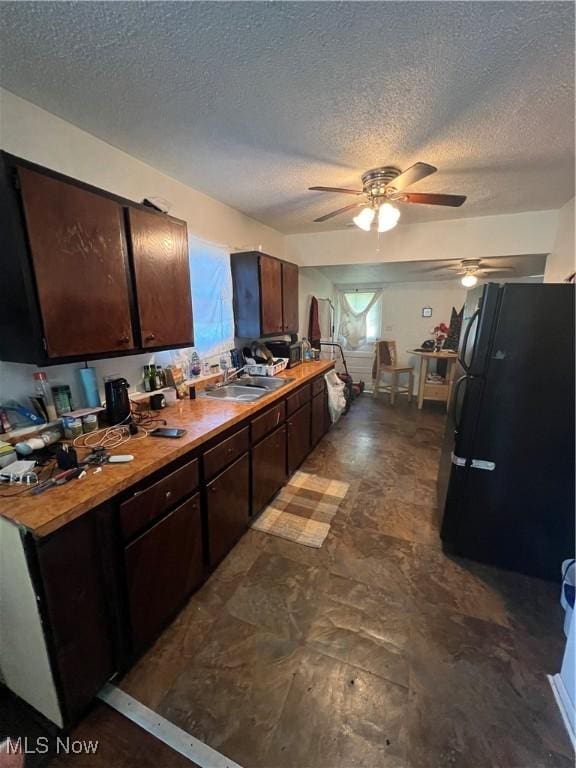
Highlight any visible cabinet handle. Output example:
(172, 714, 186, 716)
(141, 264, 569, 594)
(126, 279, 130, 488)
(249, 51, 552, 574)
(118, 335, 130, 345)
(145, 333, 156, 342)
(165, 490, 172, 500)
(210, 485, 217, 493)
(227, 447, 234, 454)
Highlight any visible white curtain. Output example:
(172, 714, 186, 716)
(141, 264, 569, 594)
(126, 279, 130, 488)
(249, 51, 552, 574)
(189, 236, 234, 357)
(336, 290, 382, 350)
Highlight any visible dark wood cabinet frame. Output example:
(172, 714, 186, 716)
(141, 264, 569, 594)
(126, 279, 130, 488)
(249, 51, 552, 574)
(0, 151, 194, 364)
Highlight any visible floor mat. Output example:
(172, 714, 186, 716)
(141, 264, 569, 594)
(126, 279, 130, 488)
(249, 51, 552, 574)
(251, 471, 349, 548)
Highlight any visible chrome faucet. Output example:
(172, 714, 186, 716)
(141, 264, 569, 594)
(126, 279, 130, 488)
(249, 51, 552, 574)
(223, 365, 248, 385)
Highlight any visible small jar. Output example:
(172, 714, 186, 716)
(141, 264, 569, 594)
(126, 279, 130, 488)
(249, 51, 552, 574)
(82, 413, 98, 434)
(63, 416, 83, 439)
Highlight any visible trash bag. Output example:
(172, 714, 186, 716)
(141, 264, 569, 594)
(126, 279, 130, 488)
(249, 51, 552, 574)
(325, 370, 347, 424)
(561, 559, 575, 637)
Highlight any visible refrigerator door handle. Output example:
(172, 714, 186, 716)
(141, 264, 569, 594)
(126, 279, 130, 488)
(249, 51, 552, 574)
(471, 459, 496, 471)
(451, 374, 469, 432)
(459, 309, 480, 371)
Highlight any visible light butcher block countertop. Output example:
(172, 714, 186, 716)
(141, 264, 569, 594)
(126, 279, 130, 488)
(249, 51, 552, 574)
(0, 361, 334, 538)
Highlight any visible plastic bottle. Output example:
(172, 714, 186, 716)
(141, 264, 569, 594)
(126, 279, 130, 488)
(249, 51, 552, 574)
(190, 351, 201, 377)
(33, 372, 58, 421)
(301, 338, 312, 362)
(14, 429, 61, 456)
(219, 352, 230, 372)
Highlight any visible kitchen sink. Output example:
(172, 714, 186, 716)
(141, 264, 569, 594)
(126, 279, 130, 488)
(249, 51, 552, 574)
(238, 375, 295, 391)
(202, 376, 295, 403)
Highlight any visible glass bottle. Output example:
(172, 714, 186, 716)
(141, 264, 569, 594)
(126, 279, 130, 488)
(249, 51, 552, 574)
(149, 364, 157, 391)
(143, 365, 152, 392)
(33, 371, 58, 421)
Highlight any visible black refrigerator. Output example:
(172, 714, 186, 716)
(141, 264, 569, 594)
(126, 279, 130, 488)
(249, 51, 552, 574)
(437, 283, 575, 581)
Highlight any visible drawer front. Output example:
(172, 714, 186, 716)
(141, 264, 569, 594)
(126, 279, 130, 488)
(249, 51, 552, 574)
(203, 426, 250, 481)
(207, 453, 250, 567)
(125, 493, 203, 653)
(251, 400, 286, 443)
(286, 383, 312, 416)
(312, 376, 326, 397)
(120, 458, 199, 540)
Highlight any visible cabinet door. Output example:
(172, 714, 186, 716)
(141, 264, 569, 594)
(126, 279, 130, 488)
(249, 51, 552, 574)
(35, 509, 115, 723)
(259, 254, 283, 335)
(252, 425, 287, 516)
(311, 392, 326, 447)
(127, 208, 193, 348)
(18, 168, 134, 358)
(206, 453, 250, 567)
(287, 402, 311, 475)
(125, 494, 203, 654)
(281, 261, 299, 333)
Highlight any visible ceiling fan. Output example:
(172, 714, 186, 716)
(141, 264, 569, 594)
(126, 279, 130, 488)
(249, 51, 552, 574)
(422, 258, 516, 287)
(309, 162, 466, 232)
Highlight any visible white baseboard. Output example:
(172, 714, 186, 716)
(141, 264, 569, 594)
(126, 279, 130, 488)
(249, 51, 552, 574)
(548, 673, 576, 750)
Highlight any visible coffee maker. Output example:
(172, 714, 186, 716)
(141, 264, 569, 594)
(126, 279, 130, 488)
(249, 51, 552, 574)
(104, 377, 131, 425)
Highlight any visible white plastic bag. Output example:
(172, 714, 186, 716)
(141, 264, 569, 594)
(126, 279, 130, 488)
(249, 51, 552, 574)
(324, 370, 346, 424)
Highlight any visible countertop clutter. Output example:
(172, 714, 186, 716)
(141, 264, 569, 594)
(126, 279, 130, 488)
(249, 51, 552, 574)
(0, 361, 334, 537)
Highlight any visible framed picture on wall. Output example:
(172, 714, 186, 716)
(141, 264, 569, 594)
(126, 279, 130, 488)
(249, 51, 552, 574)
(422, 306, 432, 318)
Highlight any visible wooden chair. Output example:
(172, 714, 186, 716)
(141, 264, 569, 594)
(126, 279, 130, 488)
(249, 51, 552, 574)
(372, 341, 414, 405)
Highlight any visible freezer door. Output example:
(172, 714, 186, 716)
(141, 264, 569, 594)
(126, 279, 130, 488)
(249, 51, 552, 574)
(459, 283, 500, 376)
(438, 375, 484, 543)
(451, 284, 575, 580)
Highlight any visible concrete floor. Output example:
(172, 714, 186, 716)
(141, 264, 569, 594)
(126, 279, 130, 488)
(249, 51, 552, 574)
(38, 394, 572, 767)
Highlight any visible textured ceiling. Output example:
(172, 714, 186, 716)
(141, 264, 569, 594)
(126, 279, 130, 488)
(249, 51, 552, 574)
(0, 2, 574, 234)
(314, 254, 547, 285)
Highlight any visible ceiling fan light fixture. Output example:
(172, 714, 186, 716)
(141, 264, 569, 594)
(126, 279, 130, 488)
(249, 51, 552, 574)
(377, 203, 400, 233)
(461, 273, 478, 288)
(353, 207, 375, 231)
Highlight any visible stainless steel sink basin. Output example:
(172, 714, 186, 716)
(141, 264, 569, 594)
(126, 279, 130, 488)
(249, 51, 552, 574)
(239, 376, 295, 391)
(202, 376, 295, 403)
(202, 385, 268, 402)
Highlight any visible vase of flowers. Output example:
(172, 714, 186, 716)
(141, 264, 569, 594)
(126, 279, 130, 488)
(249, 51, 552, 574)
(431, 322, 449, 352)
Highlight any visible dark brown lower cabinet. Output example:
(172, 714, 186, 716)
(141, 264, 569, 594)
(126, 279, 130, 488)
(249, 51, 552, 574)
(206, 453, 250, 567)
(125, 493, 203, 654)
(252, 425, 287, 516)
(34, 509, 115, 723)
(287, 402, 311, 475)
(311, 391, 327, 447)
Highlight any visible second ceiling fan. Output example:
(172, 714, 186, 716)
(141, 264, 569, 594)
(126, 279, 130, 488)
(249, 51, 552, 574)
(309, 162, 466, 231)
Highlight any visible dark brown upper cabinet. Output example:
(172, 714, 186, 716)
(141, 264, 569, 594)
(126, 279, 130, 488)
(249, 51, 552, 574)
(231, 251, 299, 338)
(19, 167, 135, 359)
(0, 152, 193, 364)
(127, 208, 193, 349)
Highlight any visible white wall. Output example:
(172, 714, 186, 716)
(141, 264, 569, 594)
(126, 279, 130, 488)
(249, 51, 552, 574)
(298, 267, 335, 340)
(331, 280, 466, 388)
(544, 198, 575, 282)
(378, 281, 467, 369)
(0, 88, 286, 406)
(285, 209, 559, 267)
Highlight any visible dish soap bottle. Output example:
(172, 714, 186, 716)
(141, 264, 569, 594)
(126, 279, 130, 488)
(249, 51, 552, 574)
(190, 350, 201, 377)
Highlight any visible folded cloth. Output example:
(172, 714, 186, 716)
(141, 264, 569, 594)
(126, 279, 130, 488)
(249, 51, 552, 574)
(325, 370, 346, 423)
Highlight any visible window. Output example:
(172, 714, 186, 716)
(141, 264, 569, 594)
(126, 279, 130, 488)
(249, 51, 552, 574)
(336, 291, 382, 350)
(189, 237, 234, 358)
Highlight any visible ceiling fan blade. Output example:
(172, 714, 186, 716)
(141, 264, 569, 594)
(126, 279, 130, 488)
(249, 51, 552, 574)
(419, 264, 458, 272)
(387, 162, 437, 191)
(309, 186, 363, 196)
(480, 267, 516, 274)
(402, 192, 466, 207)
(314, 203, 364, 223)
